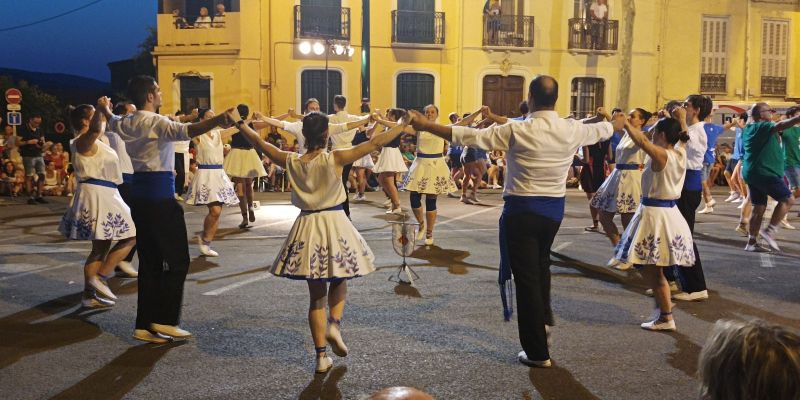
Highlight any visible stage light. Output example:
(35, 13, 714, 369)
(333, 44, 345, 56)
(298, 41, 311, 55)
(347, 46, 355, 57)
(313, 42, 325, 55)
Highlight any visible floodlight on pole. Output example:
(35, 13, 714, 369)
(298, 41, 312, 55)
(312, 42, 325, 55)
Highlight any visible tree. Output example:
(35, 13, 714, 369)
(617, 0, 635, 111)
(133, 26, 158, 78)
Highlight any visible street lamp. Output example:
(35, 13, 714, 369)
(296, 39, 355, 113)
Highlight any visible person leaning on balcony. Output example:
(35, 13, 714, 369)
(213, 3, 226, 28)
(484, 0, 502, 45)
(172, 9, 189, 29)
(194, 7, 212, 29)
(589, 0, 608, 50)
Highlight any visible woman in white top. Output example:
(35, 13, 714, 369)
(590, 108, 651, 270)
(372, 109, 409, 214)
(613, 117, 694, 332)
(58, 100, 136, 309)
(233, 109, 409, 374)
(193, 7, 212, 28)
(185, 109, 240, 256)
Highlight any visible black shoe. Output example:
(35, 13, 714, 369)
(35, 197, 48, 204)
(27, 198, 37, 205)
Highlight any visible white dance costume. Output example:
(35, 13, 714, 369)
(614, 147, 695, 267)
(59, 139, 136, 241)
(270, 152, 375, 280)
(185, 129, 239, 206)
(590, 134, 645, 214)
(402, 131, 457, 194)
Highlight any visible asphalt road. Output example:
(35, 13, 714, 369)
(1, 187, 798, 400)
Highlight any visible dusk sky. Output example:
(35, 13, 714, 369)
(2, 0, 158, 82)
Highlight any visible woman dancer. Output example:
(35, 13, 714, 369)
(373, 109, 409, 214)
(185, 109, 240, 256)
(613, 117, 693, 331)
(460, 144, 489, 204)
(234, 109, 409, 373)
(59, 100, 136, 308)
(350, 125, 375, 202)
(590, 108, 652, 270)
(223, 104, 267, 229)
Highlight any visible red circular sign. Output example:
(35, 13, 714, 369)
(5, 88, 22, 104)
(54, 122, 66, 134)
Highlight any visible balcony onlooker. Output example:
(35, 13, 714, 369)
(172, 9, 189, 29)
(194, 7, 212, 29)
(589, 0, 609, 50)
(485, 0, 502, 45)
(213, 3, 226, 28)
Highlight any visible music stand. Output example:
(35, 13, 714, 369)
(388, 216, 420, 285)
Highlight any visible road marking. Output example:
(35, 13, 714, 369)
(202, 274, 271, 295)
(0, 262, 74, 282)
(552, 241, 573, 252)
(760, 253, 775, 268)
(215, 227, 501, 241)
(437, 206, 500, 227)
(0, 244, 89, 254)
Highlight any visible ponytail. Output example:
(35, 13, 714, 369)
(678, 131, 690, 143)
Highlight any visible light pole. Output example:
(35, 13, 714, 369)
(298, 38, 355, 113)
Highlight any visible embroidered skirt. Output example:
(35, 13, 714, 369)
(223, 148, 267, 178)
(270, 209, 375, 280)
(373, 147, 408, 173)
(614, 204, 695, 267)
(590, 168, 643, 214)
(185, 168, 239, 206)
(59, 182, 136, 241)
(402, 156, 457, 195)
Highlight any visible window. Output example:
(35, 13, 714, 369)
(393, 0, 444, 45)
(700, 16, 728, 93)
(301, 69, 342, 114)
(298, 0, 347, 40)
(180, 76, 211, 113)
(761, 19, 789, 96)
(396, 73, 435, 112)
(570, 78, 605, 118)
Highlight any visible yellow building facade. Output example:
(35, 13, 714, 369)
(153, 0, 799, 125)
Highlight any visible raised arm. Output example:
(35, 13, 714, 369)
(219, 126, 239, 140)
(624, 120, 668, 172)
(454, 108, 483, 126)
(75, 99, 109, 155)
(187, 109, 235, 138)
(178, 109, 199, 123)
(408, 110, 453, 142)
(234, 117, 290, 168)
(772, 113, 800, 134)
(479, 106, 508, 125)
(374, 113, 415, 134)
(333, 118, 410, 167)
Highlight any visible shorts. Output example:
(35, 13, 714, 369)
(725, 158, 738, 174)
(22, 157, 45, 176)
(448, 154, 462, 169)
(785, 165, 800, 190)
(746, 175, 792, 206)
(701, 163, 712, 181)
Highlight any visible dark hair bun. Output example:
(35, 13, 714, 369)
(237, 104, 249, 119)
(679, 131, 690, 142)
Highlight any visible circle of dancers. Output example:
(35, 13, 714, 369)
(56, 74, 800, 381)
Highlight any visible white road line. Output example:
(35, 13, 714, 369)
(760, 253, 775, 268)
(552, 241, 573, 252)
(0, 262, 74, 282)
(202, 274, 271, 295)
(216, 227, 502, 241)
(437, 206, 500, 227)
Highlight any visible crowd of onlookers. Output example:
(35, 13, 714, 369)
(172, 3, 227, 29)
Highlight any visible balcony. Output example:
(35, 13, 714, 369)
(294, 5, 350, 41)
(567, 18, 619, 53)
(392, 10, 445, 48)
(483, 14, 534, 49)
(700, 74, 727, 94)
(761, 76, 787, 96)
(155, 12, 240, 53)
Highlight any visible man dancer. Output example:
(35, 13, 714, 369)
(328, 95, 361, 217)
(98, 75, 235, 343)
(408, 75, 624, 368)
(742, 103, 800, 252)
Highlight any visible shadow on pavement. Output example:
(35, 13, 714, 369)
(298, 365, 347, 400)
(528, 365, 600, 400)
(187, 257, 221, 275)
(393, 283, 422, 298)
(0, 292, 108, 369)
(49, 341, 186, 400)
(190, 266, 267, 285)
(410, 245, 496, 275)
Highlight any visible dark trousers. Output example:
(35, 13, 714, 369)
(505, 212, 562, 361)
(341, 163, 353, 217)
(131, 198, 190, 330)
(117, 182, 137, 263)
(665, 189, 707, 293)
(174, 153, 185, 195)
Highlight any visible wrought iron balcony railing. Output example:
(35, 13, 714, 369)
(700, 74, 727, 94)
(483, 14, 534, 48)
(392, 10, 445, 45)
(761, 76, 787, 96)
(567, 18, 619, 52)
(294, 5, 350, 41)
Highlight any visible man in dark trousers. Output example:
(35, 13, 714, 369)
(19, 114, 47, 204)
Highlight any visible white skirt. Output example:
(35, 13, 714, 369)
(590, 169, 643, 214)
(185, 168, 239, 206)
(271, 209, 375, 280)
(373, 147, 408, 173)
(223, 148, 267, 178)
(59, 182, 136, 241)
(614, 204, 695, 267)
(353, 153, 375, 169)
(402, 156, 457, 194)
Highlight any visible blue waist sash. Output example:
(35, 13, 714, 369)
(641, 197, 676, 207)
(615, 163, 642, 170)
(683, 169, 702, 191)
(199, 164, 223, 169)
(416, 152, 443, 159)
(301, 203, 344, 214)
(81, 178, 117, 189)
(122, 173, 134, 185)
(132, 171, 175, 200)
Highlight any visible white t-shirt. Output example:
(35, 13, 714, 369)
(590, 3, 608, 19)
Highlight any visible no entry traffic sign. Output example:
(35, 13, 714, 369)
(5, 88, 22, 105)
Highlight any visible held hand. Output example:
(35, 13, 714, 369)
(611, 112, 626, 131)
(253, 111, 265, 121)
(481, 105, 492, 119)
(673, 106, 687, 121)
(190, 108, 199, 119)
(97, 96, 111, 109)
(407, 110, 426, 130)
(597, 107, 611, 121)
(223, 108, 239, 128)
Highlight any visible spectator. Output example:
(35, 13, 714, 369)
(213, 3, 226, 28)
(1, 160, 23, 197)
(589, 0, 609, 50)
(485, 0, 502, 45)
(19, 114, 48, 204)
(186, 158, 198, 188)
(360, 98, 371, 114)
(41, 160, 63, 196)
(50, 142, 69, 184)
(698, 319, 800, 400)
(266, 126, 282, 147)
(698, 115, 726, 214)
(194, 7, 212, 28)
(172, 9, 189, 28)
(400, 142, 415, 167)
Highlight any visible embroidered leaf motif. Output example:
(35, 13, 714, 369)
(634, 234, 661, 264)
(101, 212, 131, 240)
(668, 235, 695, 265)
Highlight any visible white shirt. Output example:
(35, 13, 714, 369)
(174, 140, 190, 153)
(328, 111, 360, 150)
(108, 111, 190, 172)
(281, 120, 352, 154)
(105, 130, 134, 175)
(194, 16, 212, 28)
(680, 121, 707, 170)
(590, 3, 608, 19)
(452, 111, 613, 197)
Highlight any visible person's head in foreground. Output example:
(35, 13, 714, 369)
(698, 319, 800, 400)
(369, 386, 435, 400)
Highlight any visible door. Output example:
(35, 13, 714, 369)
(180, 77, 211, 113)
(482, 75, 525, 118)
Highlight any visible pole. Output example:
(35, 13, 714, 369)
(325, 39, 330, 114)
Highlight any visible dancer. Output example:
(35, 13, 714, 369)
(742, 103, 800, 252)
(408, 75, 623, 368)
(580, 133, 611, 232)
(329, 95, 362, 218)
(372, 109, 409, 214)
(99, 75, 235, 343)
(460, 141, 489, 204)
(724, 114, 746, 203)
(223, 104, 268, 229)
(107, 102, 140, 278)
(351, 124, 375, 201)
(782, 106, 800, 210)
(233, 108, 409, 373)
(613, 117, 694, 331)
(185, 109, 240, 257)
(697, 116, 731, 214)
(59, 100, 136, 308)
(590, 108, 651, 270)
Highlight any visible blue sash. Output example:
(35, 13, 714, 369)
(615, 163, 641, 170)
(199, 164, 223, 169)
(81, 178, 117, 189)
(132, 171, 175, 200)
(683, 169, 702, 191)
(415, 152, 443, 159)
(301, 203, 344, 214)
(641, 197, 676, 208)
(122, 173, 134, 185)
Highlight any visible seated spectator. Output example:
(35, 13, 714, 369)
(172, 9, 189, 28)
(194, 7, 213, 28)
(41, 160, 63, 196)
(401, 143, 415, 167)
(266, 127, 282, 147)
(186, 158, 198, 187)
(698, 319, 799, 400)
(64, 164, 76, 197)
(213, 3, 226, 28)
(0, 160, 23, 197)
(8, 146, 23, 172)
